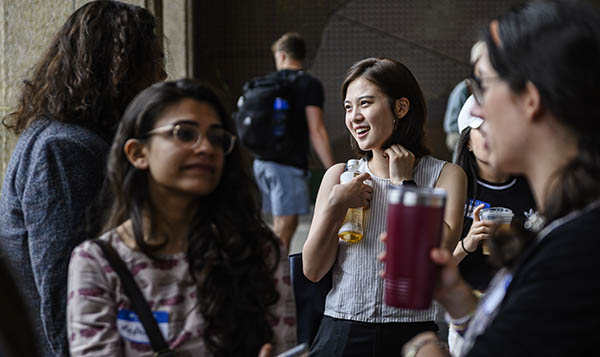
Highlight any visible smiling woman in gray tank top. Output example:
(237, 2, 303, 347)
(302, 57, 467, 356)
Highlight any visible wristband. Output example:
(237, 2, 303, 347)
(445, 309, 475, 332)
(461, 238, 474, 254)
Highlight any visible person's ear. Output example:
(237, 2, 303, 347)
(124, 139, 149, 170)
(274, 50, 286, 69)
(523, 81, 542, 121)
(394, 98, 410, 120)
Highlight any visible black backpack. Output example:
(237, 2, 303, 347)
(234, 70, 302, 160)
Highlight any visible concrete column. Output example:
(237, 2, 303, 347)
(163, 0, 194, 79)
(0, 1, 73, 186)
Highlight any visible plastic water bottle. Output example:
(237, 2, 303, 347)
(272, 97, 288, 137)
(338, 159, 370, 243)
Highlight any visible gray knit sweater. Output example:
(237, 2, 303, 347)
(0, 118, 109, 356)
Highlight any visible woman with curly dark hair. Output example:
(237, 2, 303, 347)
(67, 79, 296, 356)
(0, 1, 166, 356)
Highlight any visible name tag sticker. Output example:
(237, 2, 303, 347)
(465, 199, 491, 219)
(117, 309, 169, 344)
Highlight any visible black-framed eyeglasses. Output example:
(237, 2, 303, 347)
(145, 123, 236, 155)
(465, 76, 501, 106)
(465, 78, 484, 106)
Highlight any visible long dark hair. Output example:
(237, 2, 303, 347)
(485, 0, 600, 223)
(2, 0, 166, 139)
(455, 127, 479, 200)
(105, 79, 280, 356)
(341, 57, 431, 160)
(456, 127, 535, 268)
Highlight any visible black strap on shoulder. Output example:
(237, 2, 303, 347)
(287, 69, 304, 83)
(92, 239, 175, 356)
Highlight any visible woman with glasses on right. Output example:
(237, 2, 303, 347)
(67, 79, 296, 356)
(400, 1, 600, 356)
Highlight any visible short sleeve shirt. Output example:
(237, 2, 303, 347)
(272, 69, 324, 170)
(67, 230, 297, 356)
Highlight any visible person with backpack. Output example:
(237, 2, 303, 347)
(236, 32, 335, 252)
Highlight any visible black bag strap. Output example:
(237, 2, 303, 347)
(268, 69, 303, 85)
(92, 239, 176, 356)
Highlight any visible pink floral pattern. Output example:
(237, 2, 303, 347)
(67, 229, 297, 356)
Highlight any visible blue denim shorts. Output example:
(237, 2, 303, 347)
(253, 159, 310, 216)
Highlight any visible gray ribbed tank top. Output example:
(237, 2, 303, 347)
(324, 155, 446, 323)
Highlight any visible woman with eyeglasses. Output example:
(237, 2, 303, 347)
(400, 1, 600, 356)
(446, 95, 536, 355)
(66, 79, 296, 356)
(452, 95, 536, 286)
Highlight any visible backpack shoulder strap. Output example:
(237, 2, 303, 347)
(286, 69, 304, 83)
(91, 239, 175, 355)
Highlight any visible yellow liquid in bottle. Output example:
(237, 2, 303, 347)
(338, 207, 364, 243)
(338, 230, 363, 243)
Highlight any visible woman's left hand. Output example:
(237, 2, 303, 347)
(258, 343, 272, 357)
(384, 144, 415, 185)
(402, 332, 448, 357)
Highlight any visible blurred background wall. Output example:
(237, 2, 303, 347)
(2, 0, 599, 189)
(192, 0, 526, 168)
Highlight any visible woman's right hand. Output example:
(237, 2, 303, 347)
(379, 235, 477, 318)
(462, 204, 494, 253)
(430, 248, 479, 318)
(329, 172, 373, 209)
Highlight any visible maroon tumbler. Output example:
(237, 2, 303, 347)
(385, 186, 446, 309)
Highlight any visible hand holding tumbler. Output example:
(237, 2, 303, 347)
(385, 186, 447, 309)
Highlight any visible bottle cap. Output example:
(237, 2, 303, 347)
(347, 159, 360, 171)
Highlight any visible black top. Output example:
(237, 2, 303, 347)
(459, 176, 536, 291)
(267, 69, 324, 170)
(466, 202, 600, 356)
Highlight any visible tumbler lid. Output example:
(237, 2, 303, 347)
(388, 186, 446, 207)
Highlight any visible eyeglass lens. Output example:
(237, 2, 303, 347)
(174, 125, 234, 153)
(467, 78, 484, 105)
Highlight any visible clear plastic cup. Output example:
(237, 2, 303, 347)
(479, 207, 514, 255)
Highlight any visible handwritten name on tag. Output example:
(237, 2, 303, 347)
(117, 309, 169, 344)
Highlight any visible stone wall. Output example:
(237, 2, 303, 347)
(0, 0, 191, 186)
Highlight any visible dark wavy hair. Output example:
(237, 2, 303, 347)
(104, 79, 281, 356)
(455, 127, 479, 199)
(341, 57, 431, 160)
(2, 0, 166, 139)
(484, 0, 600, 223)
